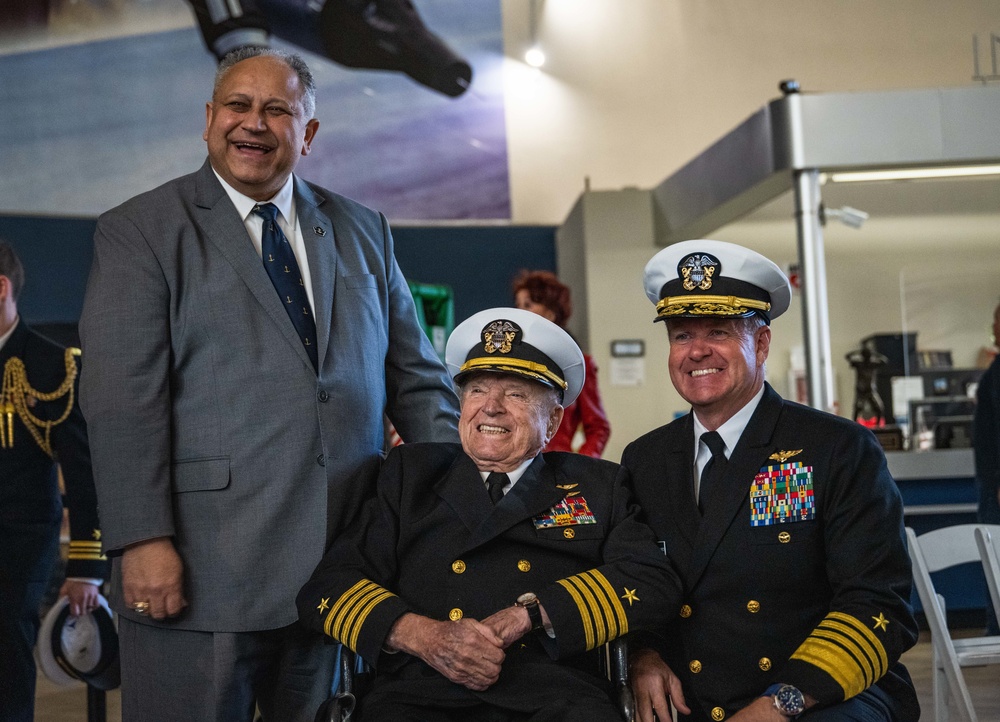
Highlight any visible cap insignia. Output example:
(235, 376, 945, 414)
(482, 320, 519, 354)
(679, 253, 719, 291)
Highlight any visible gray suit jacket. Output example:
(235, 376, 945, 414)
(79, 159, 460, 632)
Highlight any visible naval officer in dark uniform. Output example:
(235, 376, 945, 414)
(0, 241, 107, 722)
(298, 307, 682, 721)
(622, 240, 919, 722)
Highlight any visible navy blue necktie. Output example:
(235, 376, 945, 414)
(698, 431, 728, 515)
(486, 472, 509, 505)
(253, 203, 318, 371)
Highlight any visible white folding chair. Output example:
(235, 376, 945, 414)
(906, 525, 1000, 722)
(973, 525, 1000, 631)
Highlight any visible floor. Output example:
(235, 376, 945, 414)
(32, 630, 1000, 721)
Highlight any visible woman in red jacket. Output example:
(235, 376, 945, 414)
(513, 270, 611, 458)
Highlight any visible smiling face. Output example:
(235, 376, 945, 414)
(666, 317, 770, 429)
(458, 372, 563, 473)
(204, 56, 319, 201)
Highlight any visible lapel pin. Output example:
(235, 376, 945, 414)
(314, 226, 326, 237)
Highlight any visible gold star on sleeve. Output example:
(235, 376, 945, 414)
(317, 598, 330, 614)
(621, 588, 640, 606)
(92, 529, 101, 540)
(872, 613, 889, 632)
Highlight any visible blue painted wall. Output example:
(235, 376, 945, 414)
(0, 215, 554, 329)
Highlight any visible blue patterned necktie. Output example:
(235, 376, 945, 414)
(252, 203, 318, 371)
(698, 431, 728, 515)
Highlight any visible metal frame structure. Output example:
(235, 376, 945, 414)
(649, 83, 1000, 411)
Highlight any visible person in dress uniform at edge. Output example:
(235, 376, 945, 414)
(973, 300, 1000, 635)
(297, 307, 683, 721)
(0, 241, 108, 722)
(513, 270, 611, 458)
(621, 240, 920, 722)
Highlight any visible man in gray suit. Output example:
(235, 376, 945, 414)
(79, 47, 460, 721)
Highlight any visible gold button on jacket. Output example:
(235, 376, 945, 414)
(711, 706, 725, 721)
(517, 559, 531, 572)
(688, 660, 702, 673)
(746, 600, 760, 613)
(448, 608, 463, 621)
(452, 560, 466, 574)
(679, 604, 692, 618)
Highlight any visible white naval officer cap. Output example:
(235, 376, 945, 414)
(643, 239, 792, 324)
(446, 307, 585, 407)
(37, 593, 120, 691)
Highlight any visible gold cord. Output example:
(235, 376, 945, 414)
(1, 348, 79, 456)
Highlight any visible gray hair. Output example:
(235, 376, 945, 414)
(734, 315, 768, 335)
(214, 47, 317, 120)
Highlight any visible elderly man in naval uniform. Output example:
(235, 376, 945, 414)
(298, 307, 682, 721)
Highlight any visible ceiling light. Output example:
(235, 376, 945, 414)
(525, 46, 545, 68)
(826, 165, 1000, 183)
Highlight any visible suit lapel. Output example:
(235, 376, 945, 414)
(193, 161, 316, 372)
(666, 415, 701, 553)
(434, 453, 493, 536)
(464, 456, 566, 552)
(295, 178, 337, 367)
(686, 385, 783, 589)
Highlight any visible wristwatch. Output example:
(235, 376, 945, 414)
(515, 592, 545, 631)
(765, 683, 806, 717)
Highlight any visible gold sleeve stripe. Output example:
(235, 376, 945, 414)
(67, 550, 106, 560)
(347, 591, 395, 650)
(809, 628, 875, 688)
(581, 570, 628, 635)
(67, 541, 106, 560)
(330, 584, 392, 645)
(325, 580, 371, 638)
(323, 579, 396, 649)
(565, 575, 607, 647)
(329, 580, 386, 638)
(816, 614, 888, 681)
(790, 612, 889, 699)
(557, 578, 595, 649)
(792, 640, 867, 699)
(576, 573, 618, 640)
(339, 586, 392, 648)
(558, 570, 626, 650)
(826, 611, 890, 671)
(815, 619, 883, 682)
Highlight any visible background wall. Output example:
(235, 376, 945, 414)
(0, 215, 555, 330)
(500, 0, 1000, 223)
(499, 0, 999, 459)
